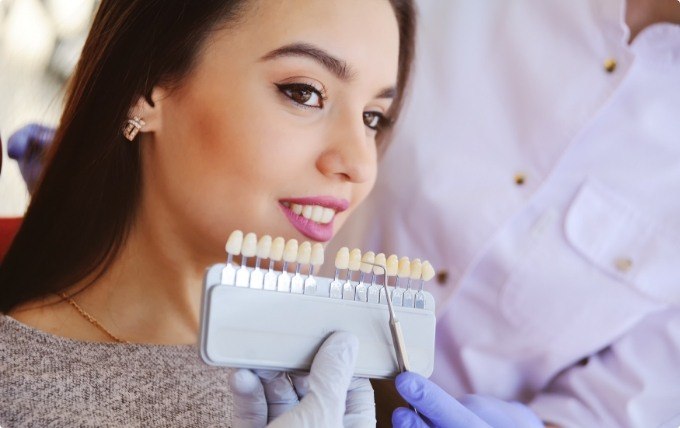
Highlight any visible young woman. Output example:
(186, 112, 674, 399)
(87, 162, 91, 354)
(0, 0, 415, 425)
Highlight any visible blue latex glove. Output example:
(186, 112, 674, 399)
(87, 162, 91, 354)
(7, 123, 55, 193)
(393, 372, 544, 428)
(229, 331, 375, 428)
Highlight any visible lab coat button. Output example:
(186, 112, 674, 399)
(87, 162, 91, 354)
(614, 257, 633, 272)
(604, 58, 617, 73)
(436, 270, 448, 285)
(514, 173, 526, 186)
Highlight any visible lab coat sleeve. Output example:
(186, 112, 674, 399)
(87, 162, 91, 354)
(529, 307, 680, 428)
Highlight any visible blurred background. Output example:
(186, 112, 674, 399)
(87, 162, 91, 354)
(0, 0, 97, 215)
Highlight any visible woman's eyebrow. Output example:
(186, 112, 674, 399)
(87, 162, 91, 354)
(375, 87, 396, 99)
(260, 42, 355, 81)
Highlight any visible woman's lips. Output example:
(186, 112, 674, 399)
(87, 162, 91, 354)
(278, 196, 349, 242)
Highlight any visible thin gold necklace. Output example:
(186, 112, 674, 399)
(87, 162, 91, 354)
(59, 292, 130, 344)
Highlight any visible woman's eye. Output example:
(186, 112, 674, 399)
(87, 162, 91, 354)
(363, 111, 388, 131)
(276, 83, 324, 108)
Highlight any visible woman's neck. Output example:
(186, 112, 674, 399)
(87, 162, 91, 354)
(10, 199, 212, 345)
(72, 200, 211, 344)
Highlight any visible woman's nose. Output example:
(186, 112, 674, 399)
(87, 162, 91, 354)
(316, 109, 376, 184)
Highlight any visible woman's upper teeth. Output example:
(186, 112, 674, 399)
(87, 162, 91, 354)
(290, 203, 335, 224)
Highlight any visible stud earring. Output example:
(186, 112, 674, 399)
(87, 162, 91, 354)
(122, 116, 146, 141)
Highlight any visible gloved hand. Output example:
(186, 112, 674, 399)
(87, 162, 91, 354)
(7, 123, 55, 193)
(393, 372, 544, 428)
(229, 331, 375, 428)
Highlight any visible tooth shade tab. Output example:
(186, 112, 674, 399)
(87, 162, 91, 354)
(256, 235, 272, 259)
(297, 241, 312, 264)
(335, 247, 350, 270)
(398, 257, 411, 277)
(410, 258, 422, 280)
(373, 253, 387, 275)
(348, 249, 362, 271)
(360, 251, 375, 273)
(270, 237, 285, 261)
(422, 261, 436, 281)
(226, 230, 244, 255)
(283, 239, 299, 263)
(241, 233, 257, 257)
(311, 243, 325, 266)
(386, 255, 399, 276)
(292, 204, 303, 215)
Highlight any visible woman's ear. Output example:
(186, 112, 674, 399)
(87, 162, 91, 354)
(128, 87, 167, 135)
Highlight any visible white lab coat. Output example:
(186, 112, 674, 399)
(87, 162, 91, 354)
(331, 0, 680, 426)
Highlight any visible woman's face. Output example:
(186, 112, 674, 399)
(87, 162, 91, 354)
(143, 0, 399, 258)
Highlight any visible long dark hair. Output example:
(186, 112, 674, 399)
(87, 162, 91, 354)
(0, 0, 416, 313)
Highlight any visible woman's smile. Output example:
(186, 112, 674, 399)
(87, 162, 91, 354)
(279, 196, 349, 241)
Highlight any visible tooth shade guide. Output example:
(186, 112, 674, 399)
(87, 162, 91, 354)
(277, 269, 291, 292)
(270, 237, 285, 261)
(297, 241, 312, 264)
(409, 259, 422, 280)
(360, 251, 375, 273)
(386, 254, 399, 277)
(221, 263, 237, 285)
(335, 247, 350, 270)
(348, 248, 362, 271)
(219, 233, 437, 308)
(225, 230, 244, 255)
(282, 239, 298, 263)
(249, 266, 264, 289)
(421, 261, 435, 281)
(241, 233, 257, 257)
(391, 287, 404, 306)
(374, 253, 387, 272)
(201, 263, 437, 381)
(402, 289, 414, 308)
(216, 264, 435, 309)
(276, 239, 297, 292)
(263, 266, 278, 291)
(256, 235, 273, 259)
(397, 256, 410, 278)
(291, 241, 310, 295)
(342, 279, 355, 300)
(311, 243, 324, 266)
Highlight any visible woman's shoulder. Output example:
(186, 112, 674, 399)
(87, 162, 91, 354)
(0, 313, 91, 361)
(0, 313, 228, 375)
(0, 314, 234, 427)
(0, 314, 199, 363)
(5, 292, 81, 338)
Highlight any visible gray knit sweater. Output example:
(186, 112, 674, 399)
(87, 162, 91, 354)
(0, 315, 233, 427)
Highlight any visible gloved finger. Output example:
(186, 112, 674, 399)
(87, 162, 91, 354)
(253, 369, 300, 422)
(392, 407, 429, 428)
(228, 369, 267, 428)
(289, 373, 310, 398)
(269, 331, 360, 428)
(307, 331, 358, 403)
(344, 377, 375, 428)
(459, 395, 544, 428)
(395, 372, 491, 428)
(7, 123, 56, 193)
(7, 124, 55, 160)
